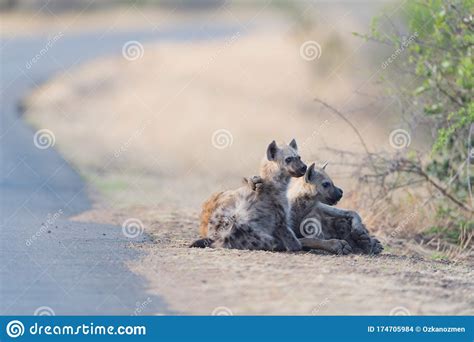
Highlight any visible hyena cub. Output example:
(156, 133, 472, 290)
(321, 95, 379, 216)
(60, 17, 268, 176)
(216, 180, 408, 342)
(191, 139, 307, 251)
(288, 162, 383, 255)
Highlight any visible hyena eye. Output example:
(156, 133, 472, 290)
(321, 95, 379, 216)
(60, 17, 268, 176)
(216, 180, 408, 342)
(322, 181, 331, 188)
(285, 157, 293, 164)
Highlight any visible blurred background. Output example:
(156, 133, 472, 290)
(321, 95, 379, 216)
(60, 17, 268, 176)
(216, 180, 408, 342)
(1, 0, 472, 260)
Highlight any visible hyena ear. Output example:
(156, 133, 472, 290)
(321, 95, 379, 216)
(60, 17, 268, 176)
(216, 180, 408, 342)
(266, 140, 278, 161)
(321, 161, 328, 170)
(305, 163, 316, 183)
(289, 138, 298, 151)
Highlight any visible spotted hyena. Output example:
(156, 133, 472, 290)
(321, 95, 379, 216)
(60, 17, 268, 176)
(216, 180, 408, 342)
(191, 139, 307, 251)
(287, 162, 383, 254)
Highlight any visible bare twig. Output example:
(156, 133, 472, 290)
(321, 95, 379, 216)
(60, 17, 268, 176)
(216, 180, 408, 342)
(313, 98, 375, 169)
(415, 167, 473, 212)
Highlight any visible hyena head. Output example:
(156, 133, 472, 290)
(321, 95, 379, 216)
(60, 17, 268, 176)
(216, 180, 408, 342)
(304, 162, 343, 205)
(266, 139, 307, 178)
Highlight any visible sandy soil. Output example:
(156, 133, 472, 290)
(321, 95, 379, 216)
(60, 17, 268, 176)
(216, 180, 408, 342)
(23, 10, 473, 314)
(73, 206, 474, 315)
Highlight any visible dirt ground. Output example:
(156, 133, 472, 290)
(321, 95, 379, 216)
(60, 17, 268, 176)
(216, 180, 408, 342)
(73, 206, 474, 315)
(21, 8, 473, 315)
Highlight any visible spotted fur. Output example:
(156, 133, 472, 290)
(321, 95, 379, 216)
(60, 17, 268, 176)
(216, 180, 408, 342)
(288, 163, 383, 255)
(192, 140, 307, 251)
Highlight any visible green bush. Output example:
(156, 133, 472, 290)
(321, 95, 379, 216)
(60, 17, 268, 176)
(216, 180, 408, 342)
(362, 0, 473, 245)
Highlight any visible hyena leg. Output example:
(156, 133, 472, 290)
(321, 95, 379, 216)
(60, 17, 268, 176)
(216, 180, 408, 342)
(370, 237, 384, 255)
(299, 238, 352, 255)
(274, 225, 302, 252)
(331, 218, 373, 254)
(316, 203, 371, 250)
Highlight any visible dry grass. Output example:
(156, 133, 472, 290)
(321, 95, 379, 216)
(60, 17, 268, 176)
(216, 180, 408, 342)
(343, 189, 473, 261)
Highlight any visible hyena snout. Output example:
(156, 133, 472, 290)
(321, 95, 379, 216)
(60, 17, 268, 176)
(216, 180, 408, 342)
(329, 186, 343, 204)
(290, 161, 307, 178)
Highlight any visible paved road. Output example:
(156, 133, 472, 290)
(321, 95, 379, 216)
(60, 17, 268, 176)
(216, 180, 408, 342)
(0, 24, 241, 315)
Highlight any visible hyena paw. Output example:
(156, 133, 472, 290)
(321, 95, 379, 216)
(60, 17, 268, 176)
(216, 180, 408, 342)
(190, 238, 214, 248)
(285, 238, 302, 252)
(243, 175, 264, 192)
(370, 237, 383, 255)
(328, 239, 352, 255)
(350, 229, 371, 252)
